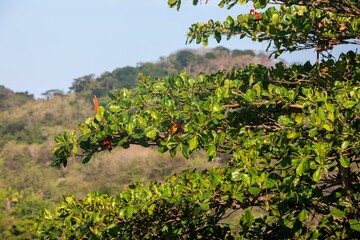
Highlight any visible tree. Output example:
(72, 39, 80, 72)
(41, 89, 64, 99)
(69, 74, 95, 93)
(35, 0, 359, 239)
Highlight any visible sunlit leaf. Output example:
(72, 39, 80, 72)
(298, 209, 308, 222)
(312, 168, 322, 182)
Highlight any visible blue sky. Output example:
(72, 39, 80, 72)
(0, 0, 358, 98)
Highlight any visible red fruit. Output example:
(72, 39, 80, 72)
(103, 136, 112, 152)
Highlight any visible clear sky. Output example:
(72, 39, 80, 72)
(0, 0, 358, 98)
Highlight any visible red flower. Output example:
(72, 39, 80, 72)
(250, 9, 261, 19)
(93, 95, 99, 113)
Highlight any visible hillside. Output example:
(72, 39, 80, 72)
(0, 47, 273, 239)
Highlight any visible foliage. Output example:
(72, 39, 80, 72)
(36, 0, 359, 239)
(173, 0, 360, 59)
(35, 169, 237, 239)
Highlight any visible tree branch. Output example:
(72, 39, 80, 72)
(223, 101, 303, 109)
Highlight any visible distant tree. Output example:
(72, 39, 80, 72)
(231, 49, 255, 57)
(205, 52, 216, 59)
(112, 66, 138, 89)
(214, 46, 230, 53)
(69, 74, 95, 93)
(173, 50, 196, 71)
(41, 89, 64, 99)
(138, 62, 169, 78)
(98, 72, 115, 90)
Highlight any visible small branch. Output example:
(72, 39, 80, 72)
(245, 124, 283, 131)
(223, 103, 241, 108)
(221, 209, 241, 220)
(272, 80, 313, 85)
(223, 101, 303, 109)
(231, 90, 243, 96)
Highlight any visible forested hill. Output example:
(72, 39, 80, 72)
(0, 47, 272, 239)
(44, 47, 273, 98)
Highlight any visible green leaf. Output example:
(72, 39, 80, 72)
(311, 230, 320, 239)
(49, 160, 60, 168)
(242, 174, 251, 185)
(189, 136, 199, 150)
(231, 170, 241, 181)
(295, 114, 304, 124)
(153, 82, 166, 92)
(323, 123, 333, 131)
(298, 209, 308, 222)
(212, 103, 222, 112)
(181, 144, 190, 159)
(240, 210, 255, 227)
(286, 130, 298, 139)
(109, 105, 121, 113)
(278, 115, 294, 125)
(71, 144, 78, 154)
(95, 106, 105, 121)
(330, 208, 346, 218)
(145, 128, 157, 139)
(343, 100, 357, 109)
(271, 13, 280, 24)
(82, 154, 92, 164)
(199, 203, 209, 211)
(350, 219, 360, 232)
(248, 73, 254, 85)
(125, 123, 135, 135)
(52, 145, 62, 155)
(325, 103, 335, 113)
(341, 141, 350, 151)
(318, 107, 326, 120)
(211, 176, 221, 188)
(148, 204, 156, 214)
(207, 145, 216, 159)
(309, 128, 318, 137)
(169, 147, 177, 157)
(188, 78, 195, 87)
(339, 155, 350, 168)
(125, 206, 134, 219)
(226, 16, 234, 27)
(312, 167, 322, 182)
(42, 208, 53, 220)
(215, 88, 222, 98)
(197, 73, 205, 82)
(248, 186, 260, 196)
(296, 161, 304, 176)
(54, 134, 63, 143)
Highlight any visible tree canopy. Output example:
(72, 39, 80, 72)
(35, 0, 359, 239)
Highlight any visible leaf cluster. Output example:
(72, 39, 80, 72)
(35, 168, 238, 239)
(171, 0, 360, 59)
(36, 0, 360, 238)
